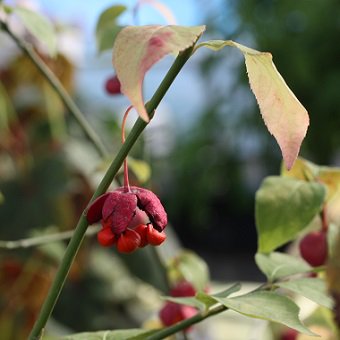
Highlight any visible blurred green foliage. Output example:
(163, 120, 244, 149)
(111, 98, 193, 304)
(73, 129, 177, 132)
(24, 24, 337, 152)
(1, 1, 339, 337)
(234, 0, 340, 163)
(0, 34, 166, 338)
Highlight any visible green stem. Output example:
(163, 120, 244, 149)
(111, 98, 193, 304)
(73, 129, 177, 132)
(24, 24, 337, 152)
(147, 304, 227, 340)
(0, 19, 108, 158)
(28, 46, 195, 340)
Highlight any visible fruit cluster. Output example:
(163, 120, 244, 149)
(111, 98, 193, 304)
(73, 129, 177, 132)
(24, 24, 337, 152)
(86, 186, 167, 253)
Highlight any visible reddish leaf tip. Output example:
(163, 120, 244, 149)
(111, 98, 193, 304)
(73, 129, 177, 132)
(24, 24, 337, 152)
(112, 25, 206, 122)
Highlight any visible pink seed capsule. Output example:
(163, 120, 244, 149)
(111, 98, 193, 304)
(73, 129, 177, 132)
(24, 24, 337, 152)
(86, 186, 168, 250)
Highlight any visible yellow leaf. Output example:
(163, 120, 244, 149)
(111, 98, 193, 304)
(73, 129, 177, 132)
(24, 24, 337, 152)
(196, 40, 309, 170)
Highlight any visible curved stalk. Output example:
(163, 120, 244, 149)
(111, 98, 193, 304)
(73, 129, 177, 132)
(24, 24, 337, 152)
(28, 45, 195, 340)
(122, 105, 134, 192)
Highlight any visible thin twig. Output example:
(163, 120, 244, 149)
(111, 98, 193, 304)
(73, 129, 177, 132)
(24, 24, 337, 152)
(0, 226, 100, 249)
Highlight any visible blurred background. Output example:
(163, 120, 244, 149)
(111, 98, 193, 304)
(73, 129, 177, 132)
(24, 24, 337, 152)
(0, 0, 339, 338)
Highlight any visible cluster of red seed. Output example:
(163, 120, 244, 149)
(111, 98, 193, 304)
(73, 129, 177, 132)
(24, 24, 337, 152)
(86, 186, 167, 253)
(97, 223, 166, 252)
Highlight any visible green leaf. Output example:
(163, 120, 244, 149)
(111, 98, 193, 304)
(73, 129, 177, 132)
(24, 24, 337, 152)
(302, 306, 338, 337)
(277, 278, 334, 309)
(163, 283, 241, 311)
(214, 291, 316, 336)
(112, 25, 205, 122)
(282, 158, 340, 227)
(281, 157, 319, 181)
(255, 252, 311, 282)
(62, 329, 156, 340)
(196, 282, 242, 309)
(282, 158, 340, 200)
(164, 295, 207, 311)
(212, 282, 242, 298)
(196, 40, 309, 170)
(13, 6, 57, 56)
(0, 191, 4, 205)
(168, 251, 210, 291)
(256, 176, 326, 253)
(195, 292, 219, 309)
(95, 5, 126, 53)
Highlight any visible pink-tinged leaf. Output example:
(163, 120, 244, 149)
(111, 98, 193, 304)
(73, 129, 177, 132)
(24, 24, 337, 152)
(112, 25, 205, 122)
(244, 52, 309, 170)
(196, 40, 309, 170)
